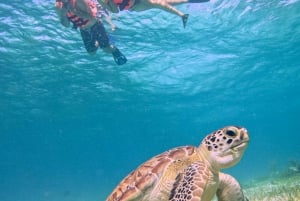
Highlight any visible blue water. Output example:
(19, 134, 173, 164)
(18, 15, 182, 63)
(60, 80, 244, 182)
(1, 0, 300, 200)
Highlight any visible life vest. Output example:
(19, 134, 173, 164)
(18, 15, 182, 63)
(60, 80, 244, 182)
(66, 11, 90, 28)
(61, 0, 98, 28)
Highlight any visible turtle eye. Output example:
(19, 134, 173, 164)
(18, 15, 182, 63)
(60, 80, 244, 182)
(225, 129, 236, 137)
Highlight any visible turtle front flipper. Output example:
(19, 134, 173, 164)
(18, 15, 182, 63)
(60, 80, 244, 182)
(169, 162, 210, 201)
(217, 172, 248, 201)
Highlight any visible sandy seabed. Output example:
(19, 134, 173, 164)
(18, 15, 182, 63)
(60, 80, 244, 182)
(243, 173, 300, 201)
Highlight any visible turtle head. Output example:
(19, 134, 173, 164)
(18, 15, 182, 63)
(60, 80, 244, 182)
(199, 126, 249, 170)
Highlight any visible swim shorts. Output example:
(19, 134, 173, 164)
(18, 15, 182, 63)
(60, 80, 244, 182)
(80, 20, 110, 53)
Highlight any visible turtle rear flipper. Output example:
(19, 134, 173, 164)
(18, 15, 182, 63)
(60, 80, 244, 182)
(169, 162, 210, 201)
(217, 172, 248, 201)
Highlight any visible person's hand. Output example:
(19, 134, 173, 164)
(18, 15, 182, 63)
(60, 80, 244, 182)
(87, 0, 98, 18)
(111, 24, 116, 31)
(55, 0, 63, 9)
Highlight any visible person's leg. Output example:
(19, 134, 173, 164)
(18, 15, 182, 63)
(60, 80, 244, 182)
(92, 21, 127, 65)
(133, 0, 188, 27)
(133, 0, 209, 27)
(80, 28, 98, 54)
(145, 0, 209, 16)
(134, 0, 184, 16)
(185, 0, 209, 3)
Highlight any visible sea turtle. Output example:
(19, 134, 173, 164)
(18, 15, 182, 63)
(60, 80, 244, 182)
(106, 126, 249, 201)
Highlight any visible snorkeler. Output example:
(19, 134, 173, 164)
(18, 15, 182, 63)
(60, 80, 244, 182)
(55, 0, 127, 65)
(97, 0, 210, 28)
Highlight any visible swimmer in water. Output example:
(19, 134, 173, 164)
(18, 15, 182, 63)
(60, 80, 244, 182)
(55, 0, 127, 65)
(97, 0, 210, 28)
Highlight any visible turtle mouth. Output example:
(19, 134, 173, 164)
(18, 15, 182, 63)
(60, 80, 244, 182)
(231, 140, 249, 152)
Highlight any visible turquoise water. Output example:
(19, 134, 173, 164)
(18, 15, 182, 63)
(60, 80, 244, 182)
(1, 0, 300, 200)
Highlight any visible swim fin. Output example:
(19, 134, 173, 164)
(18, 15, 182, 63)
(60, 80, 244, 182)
(188, 0, 209, 2)
(182, 14, 189, 28)
(112, 48, 127, 65)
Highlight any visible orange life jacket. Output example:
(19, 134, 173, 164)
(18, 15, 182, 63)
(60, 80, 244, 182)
(64, 0, 97, 28)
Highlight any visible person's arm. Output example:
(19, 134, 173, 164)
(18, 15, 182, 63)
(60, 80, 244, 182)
(73, 0, 98, 20)
(55, 0, 70, 27)
(105, 15, 117, 31)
